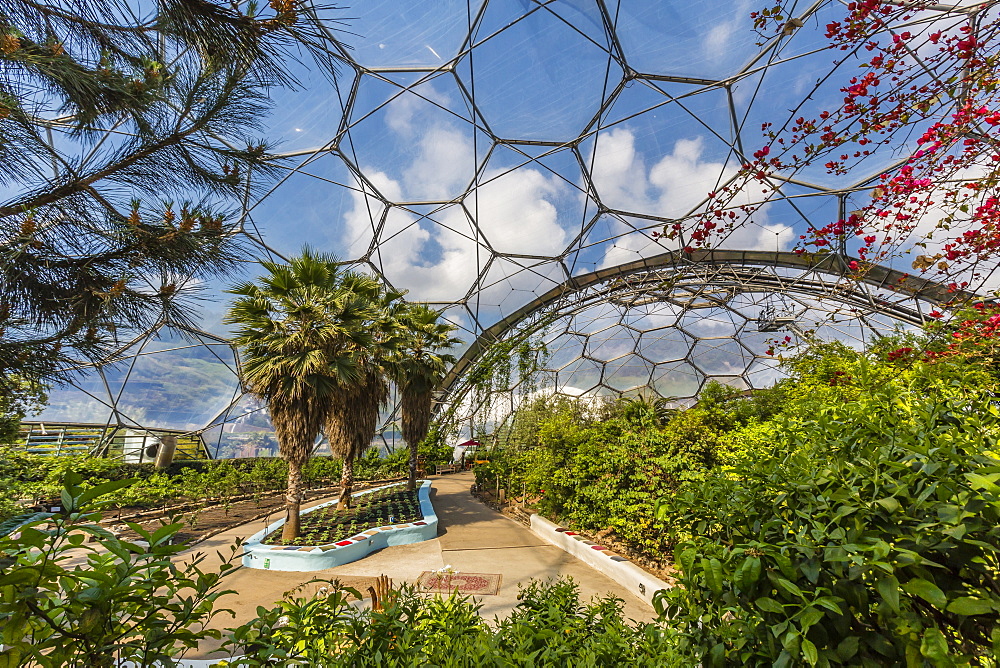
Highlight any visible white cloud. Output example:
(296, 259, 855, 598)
(402, 125, 474, 200)
(701, 0, 753, 67)
(383, 84, 451, 137)
(590, 128, 792, 268)
(589, 127, 653, 211)
(343, 83, 572, 303)
(468, 167, 568, 256)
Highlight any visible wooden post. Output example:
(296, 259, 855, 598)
(154, 435, 177, 469)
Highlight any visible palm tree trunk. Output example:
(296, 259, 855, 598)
(402, 385, 432, 491)
(338, 456, 354, 509)
(282, 458, 303, 540)
(407, 438, 419, 491)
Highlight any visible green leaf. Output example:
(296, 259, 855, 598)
(801, 638, 818, 666)
(965, 472, 1000, 493)
(0, 568, 40, 587)
(836, 635, 859, 660)
(59, 487, 74, 513)
(0, 646, 23, 668)
(876, 575, 900, 613)
(774, 577, 803, 599)
(773, 553, 796, 579)
(0, 512, 54, 539)
(799, 607, 823, 630)
(920, 628, 949, 663)
(707, 643, 725, 667)
(902, 578, 947, 608)
(876, 497, 900, 513)
(736, 557, 760, 591)
(703, 558, 723, 594)
(800, 559, 820, 584)
(77, 478, 137, 507)
(946, 596, 994, 616)
(756, 597, 785, 614)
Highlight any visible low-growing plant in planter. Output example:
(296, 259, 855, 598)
(262, 483, 424, 546)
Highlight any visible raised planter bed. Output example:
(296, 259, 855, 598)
(242, 480, 437, 572)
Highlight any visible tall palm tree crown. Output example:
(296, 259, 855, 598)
(395, 304, 461, 490)
(225, 250, 379, 539)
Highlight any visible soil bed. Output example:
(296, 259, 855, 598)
(264, 483, 423, 546)
(104, 492, 288, 546)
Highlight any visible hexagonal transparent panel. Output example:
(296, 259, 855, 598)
(23, 2, 978, 455)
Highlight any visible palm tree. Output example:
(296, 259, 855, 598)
(225, 250, 377, 540)
(325, 278, 405, 509)
(395, 304, 461, 490)
(326, 368, 389, 510)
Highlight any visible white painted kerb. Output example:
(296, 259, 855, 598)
(528, 513, 670, 607)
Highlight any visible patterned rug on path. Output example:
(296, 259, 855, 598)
(417, 571, 502, 596)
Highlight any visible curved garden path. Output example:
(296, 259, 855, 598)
(184, 471, 656, 659)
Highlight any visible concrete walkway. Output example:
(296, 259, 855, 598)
(184, 472, 655, 658)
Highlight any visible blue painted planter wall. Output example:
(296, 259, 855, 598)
(242, 479, 437, 572)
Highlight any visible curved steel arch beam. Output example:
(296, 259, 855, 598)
(439, 249, 978, 395)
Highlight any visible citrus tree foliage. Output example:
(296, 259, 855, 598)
(0, 473, 240, 667)
(656, 354, 1000, 666)
(0, 0, 340, 397)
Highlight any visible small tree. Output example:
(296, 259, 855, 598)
(226, 251, 376, 540)
(395, 304, 461, 491)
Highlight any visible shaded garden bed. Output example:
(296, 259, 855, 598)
(263, 483, 423, 546)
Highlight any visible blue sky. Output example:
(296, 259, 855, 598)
(31, 0, 985, 430)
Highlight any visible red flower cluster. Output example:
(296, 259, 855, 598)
(828, 370, 852, 386)
(886, 347, 914, 362)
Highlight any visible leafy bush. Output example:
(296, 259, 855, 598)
(656, 359, 1000, 666)
(475, 393, 739, 556)
(224, 578, 685, 667)
(0, 473, 240, 667)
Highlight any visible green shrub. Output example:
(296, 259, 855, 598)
(0, 473, 240, 667)
(418, 426, 457, 466)
(224, 578, 686, 667)
(656, 360, 1000, 666)
(475, 395, 723, 556)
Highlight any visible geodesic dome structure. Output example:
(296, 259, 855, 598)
(23, 1, 990, 454)
(439, 249, 968, 433)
